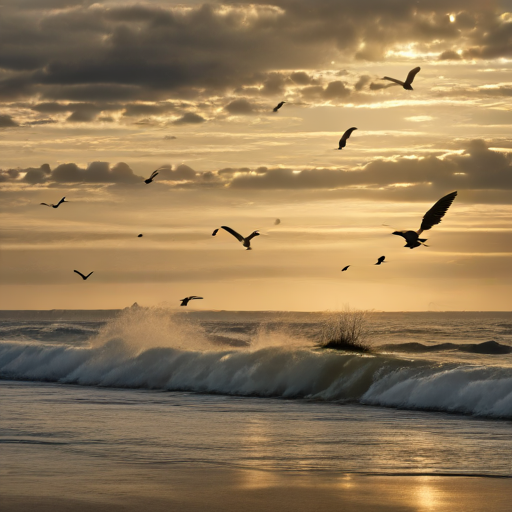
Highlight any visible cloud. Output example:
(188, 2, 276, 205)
(163, 135, 177, 140)
(0, 114, 18, 127)
(50, 161, 143, 183)
(224, 98, 255, 115)
(156, 164, 196, 181)
(438, 49, 462, 60)
(172, 112, 206, 125)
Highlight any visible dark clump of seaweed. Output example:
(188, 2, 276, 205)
(319, 308, 373, 353)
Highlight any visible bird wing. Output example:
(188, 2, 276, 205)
(221, 226, 244, 242)
(273, 102, 284, 112)
(341, 127, 357, 141)
(150, 170, 159, 179)
(212, 228, 219, 236)
(419, 191, 457, 232)
(342, 266, 350, 271)
(190, 296, 203, 300)
(57, 197, 66, 206)
(40, 203, 50, 207)
(74, 270, 85, 279)
(392, 231, 408, 239)
(85, 272, 93, 279)
(245, 230, 260, 241)
(378, 256, 385, 262)
(405, 67, 421, 86)
(382, 77, 405, 86)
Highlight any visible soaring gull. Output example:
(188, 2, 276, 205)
(382, 67, 421, 90)
(144, 170, 159, 184)
(40, 197, 67, 208)
(74, 270, 93, 280)
(180, 296, 203, 306)
(337, 127, 357, 150)
(213, 226, 260, 250)
(392, 191, 458, 249)
(375, 256, 386, 265)
(273, 101, 286, 112)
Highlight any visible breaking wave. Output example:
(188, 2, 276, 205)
(1, 308, 512, 419)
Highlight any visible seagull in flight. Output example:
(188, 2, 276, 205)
(341, 265, 350, 272)
(74, 270, 93, 280)
(382, 67, 421, 90)
(144, 170, 159, 184)
(392, 191, 457, 249)
(40, 197, 67, 208)
(273, 101, 285, 112)
(337, 127, 357, 150)
(180, 296, 203, 306)
(213, 226, 260, 250)
(138, 234, 143, 237)
(375, 256, 386, 265)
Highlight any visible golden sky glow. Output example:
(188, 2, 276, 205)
(2, 0, 512, 310)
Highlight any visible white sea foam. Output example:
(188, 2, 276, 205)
(1, 308, 512, 419)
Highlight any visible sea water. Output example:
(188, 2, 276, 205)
(1, 309, 512, 480)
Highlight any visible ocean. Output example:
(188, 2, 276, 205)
(1, 309, 512, 511)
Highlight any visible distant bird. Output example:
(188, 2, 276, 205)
(392, 191, 457, 249)
(375, 256, 386, 265)
(341, 265, 350, 271)
(180, 296, 203, 306)
(213, 226, 260, 250)
(74, 270, 93, 280)
(212, 228, 219, 236)
(138, 234, 143, 237)
(144, 170, 159, 184)
(274, 218, 281, 225)
(273, 101, 285, 112)
(337, 127, 357, 150)
(40, 197, 67, 208)
(382, 67, 421, 90)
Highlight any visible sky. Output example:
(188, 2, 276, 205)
(2, 0, 512, 311)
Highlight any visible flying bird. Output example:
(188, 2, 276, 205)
(375, 256, 386, 265)
(213, 226, 260, 250)
(144, 170, 159, 184)
(180, 296, 203, 306)
(274, 219, 281, 225)
(74, 270, 93, 280)
(40, 197, 67, 208)
(273, 101, 285, 112)
(337, 127, 357, 150)
(341, 265, 350, 272)
(382, 67, 421, 90)
(212, 228, 219, 236)
(138, 234, 143, 237)
(392, 191, 458, 249)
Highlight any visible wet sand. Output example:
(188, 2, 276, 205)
(1, 448, 511, 512)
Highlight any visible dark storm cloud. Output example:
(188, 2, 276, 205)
(0, 114, 19, 127)
(0, 0, 502, 114)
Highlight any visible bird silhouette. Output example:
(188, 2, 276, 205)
(180, 296, 203, 306)
(144, 170, 159, 184)
(212, 228, 219, 236)
(337, 127, 357, 150)
(274, 218, 281, 226)
(273, 101, 285, 112)
(392, 191, 457, 249)
(40, 197, 67, 208)
(213, 226, 260, 250)
(74, 270, 93, 280)
(382, 67, 421, 90)
(138, 234, 143, 237)
(375, 256, 386, 265)
(341, 265, 350, 271)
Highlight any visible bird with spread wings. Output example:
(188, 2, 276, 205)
(382, 67, 421, 90)
(393, 191, 458, 249)
(212, 226, 260, 250)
